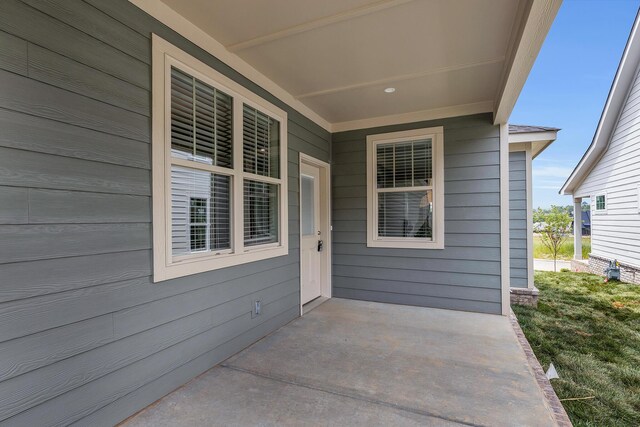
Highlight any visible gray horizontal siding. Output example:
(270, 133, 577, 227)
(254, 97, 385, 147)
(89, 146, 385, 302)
(509, 151, 528, 288)
(331, 113, 503, 314)
(0, 0, 329, 425)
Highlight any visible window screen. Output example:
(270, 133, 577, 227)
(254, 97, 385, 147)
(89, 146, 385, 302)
(170, 67, 233, 167)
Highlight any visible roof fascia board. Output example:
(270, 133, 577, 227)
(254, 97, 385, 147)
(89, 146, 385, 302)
(493, 0, 562, 125)
(561, 13, 640, 195)
(129, 0, 333, 131)
(508, 130, 557, 143)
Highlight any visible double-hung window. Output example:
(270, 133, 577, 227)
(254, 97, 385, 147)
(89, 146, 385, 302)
(594, 194, 606, 213)
(152, 35, 287, 281)
(366, 127, 444, 249)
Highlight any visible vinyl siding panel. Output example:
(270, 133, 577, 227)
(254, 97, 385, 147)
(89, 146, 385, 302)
(575, 67, 640, 268)
(509, 151, 529, 288)
(0, 1, 329, 425)
(0, 31, 27, 76)
(0, 187, 28, 224)
(331, 113, 503, 314)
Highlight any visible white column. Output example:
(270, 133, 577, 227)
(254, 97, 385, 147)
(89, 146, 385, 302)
(574, 198, 582, 260)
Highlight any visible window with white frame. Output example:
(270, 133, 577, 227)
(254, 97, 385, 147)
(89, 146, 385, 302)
(152, 35, 288, 282)
(594, 194, 606, 212)
(366, 127, 444, 249)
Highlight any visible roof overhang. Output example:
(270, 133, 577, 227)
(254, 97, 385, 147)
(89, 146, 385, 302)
(509, 127, 559, 158)
(130, 0, 561, 132)
(493, 0, 562, 125)
(561, 12, 640, 196)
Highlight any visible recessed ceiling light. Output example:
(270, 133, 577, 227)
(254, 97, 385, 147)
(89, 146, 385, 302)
(384, 87, 396, 93)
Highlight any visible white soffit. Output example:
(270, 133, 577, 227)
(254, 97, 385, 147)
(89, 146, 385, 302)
(133, 0, 560, 132)
(509, 131, 558, 158)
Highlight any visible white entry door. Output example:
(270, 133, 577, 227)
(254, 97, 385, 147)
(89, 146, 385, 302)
(300, 162, 322, 305)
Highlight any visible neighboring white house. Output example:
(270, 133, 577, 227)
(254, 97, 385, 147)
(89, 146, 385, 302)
(561, 13, 640, 283)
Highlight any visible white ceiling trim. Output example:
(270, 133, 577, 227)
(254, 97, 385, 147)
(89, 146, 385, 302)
(493, 0, 562, 125)
(296, 57, 506, 100)
(129, 0, 333, 131)
(332, 100, 494, 133)
(226, 0, 415, 52)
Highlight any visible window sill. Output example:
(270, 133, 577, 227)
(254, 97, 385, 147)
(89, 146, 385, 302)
(154, 245, 288, 282)
(366, 239, 444, 250)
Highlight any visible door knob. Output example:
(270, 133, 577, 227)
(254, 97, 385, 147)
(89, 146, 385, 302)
(317, 240, 324, 252)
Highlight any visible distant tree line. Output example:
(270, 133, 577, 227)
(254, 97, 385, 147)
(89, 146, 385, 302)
(534, 201, 590, 215)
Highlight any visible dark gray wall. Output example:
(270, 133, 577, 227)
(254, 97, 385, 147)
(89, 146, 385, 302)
(0, 0, 330, 425)
(509, 151, 528, 288)
(331, 114, 503, 315)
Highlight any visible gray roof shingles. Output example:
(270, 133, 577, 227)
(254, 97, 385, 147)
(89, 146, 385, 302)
(509, 124, 560, 134)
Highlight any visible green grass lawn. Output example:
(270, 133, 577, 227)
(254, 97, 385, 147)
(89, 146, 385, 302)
(512, 271, 640, 426)
(533, 235, 591, 260)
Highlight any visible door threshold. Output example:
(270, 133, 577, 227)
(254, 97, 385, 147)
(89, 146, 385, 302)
(302, 296, 329, 315)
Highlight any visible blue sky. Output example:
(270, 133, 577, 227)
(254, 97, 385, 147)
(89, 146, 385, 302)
(510, 0, 639, 208)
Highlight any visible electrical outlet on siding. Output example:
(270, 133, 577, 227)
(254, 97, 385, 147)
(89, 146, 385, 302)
(252, 300, 262, 318)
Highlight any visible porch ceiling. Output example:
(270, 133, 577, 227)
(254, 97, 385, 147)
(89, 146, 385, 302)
(139, 0, 561, 131)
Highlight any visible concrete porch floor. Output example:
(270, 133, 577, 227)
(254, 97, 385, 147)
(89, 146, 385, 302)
(123, 299, 557, 426)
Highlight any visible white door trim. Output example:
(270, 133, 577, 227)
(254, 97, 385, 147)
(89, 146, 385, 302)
(299, 153, 332, 314)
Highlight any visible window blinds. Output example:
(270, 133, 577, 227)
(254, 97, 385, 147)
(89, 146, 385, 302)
(170, 67, 233, 167)
(169, 67, 282, 256)
(170, 67, 233, 255)
(376, 139, 433, 239)
(242, 104, 280, 247)
(243, 180, 279, 246)
(377, 191, 432, 238)
(243, 105, 280, 178)
(376, 140, 432, 188)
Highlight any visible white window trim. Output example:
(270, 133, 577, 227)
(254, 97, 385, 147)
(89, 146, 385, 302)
(366, 126, 444, 249)
(152, 35, 288, 282)
(593, 192, 607, 214)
